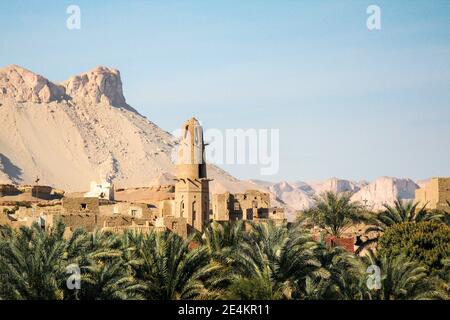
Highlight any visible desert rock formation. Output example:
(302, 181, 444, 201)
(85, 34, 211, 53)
(250, 177, 419, 214)
(0, 65, 258, 195)
(62, 66, 133, 110)
(350, 176, 418, 211)
(0, 65, 64, 103)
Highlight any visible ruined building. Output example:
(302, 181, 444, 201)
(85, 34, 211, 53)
(0, 184, 60, 201)
(0, 184, 20, 197)
(212, 190, 284, 223)
(173, 117, 210, 233)
(84, 180, 115, 200)
(415, 177, 450, 210)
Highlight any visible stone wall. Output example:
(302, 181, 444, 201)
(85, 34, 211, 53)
(326, 236, 355, 253)
(415, 177, 450, 210)
(437, 178, 450, 210)
(99, 215, 133, 228)
(159, 199, 175, 217)
(46, 213, 98, 232)
(62, 197, 99, 214)
(101, 220, 154, 234)
(18, 185, 54, 200)
(0, 184, 20, 197)
(312, 234, 355, 253)
(264, 207, 285, 220)
(99, 202, 158, 219)
(212, 190, 284, 222)
(212, 193, 230, 221)
(163, 216, 188, 239)
(0, 184, 58, 200)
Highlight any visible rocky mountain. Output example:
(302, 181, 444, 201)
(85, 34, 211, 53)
(0, 64, 65, 103)
(308, 178, 366, 195)
(0, 65, 260, 195)
(268, 181, 315, 211)
(350, 176, 418, 211)
(249, 177, 420, 214)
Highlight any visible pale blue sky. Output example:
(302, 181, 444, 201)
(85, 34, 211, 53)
(1, 1, 449, 182)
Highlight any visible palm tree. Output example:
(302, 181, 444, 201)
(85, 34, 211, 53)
(0, 221, 85, 299)
(225, 273, 286, 300)
(362, 250, 447, 300)
(74, 230, 144, 300)
(379, 199, 442, 227)
(303, 244, 369, 300)
(432, 257, 450, 298)
(1, 216, 446, 300)
(131, 231, 222, 300)
(228, 221, 321, 299)
(200, 221, 244, 255)
(356, 199, 444, 253)
(298, 191, 368, 238)
(0, 222, 145, 300)
(80, 259, 144, 300)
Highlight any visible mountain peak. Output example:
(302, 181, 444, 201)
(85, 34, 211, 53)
(3, 64, 28, 72)
(62, 65, 128, 108)
(0, 64, 65, 103)
(0, 64, 134, 111)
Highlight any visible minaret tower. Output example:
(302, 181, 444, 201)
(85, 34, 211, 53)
(174, 117, 210, 233)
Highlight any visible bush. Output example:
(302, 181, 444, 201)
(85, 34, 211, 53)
(14, 201, 32, 208)
(2, 206, 19, 215)
(378, 221, 450, 272)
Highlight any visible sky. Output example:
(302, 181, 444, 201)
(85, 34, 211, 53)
(0, 0, 449, 183)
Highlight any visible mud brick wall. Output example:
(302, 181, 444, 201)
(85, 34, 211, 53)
(0, 184, 20, 197)
(62, 197, 99, 214)
(53, 214, 98, 232)
(164, 216, 188, 239)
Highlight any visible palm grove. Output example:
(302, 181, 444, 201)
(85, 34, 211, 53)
(0, 191, 449, 300)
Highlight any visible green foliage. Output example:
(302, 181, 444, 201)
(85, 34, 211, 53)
(0, 220, 448, 300)
(200, 220, 245, 259)
(15, 201, 32, 208)
(298, 191, 369, 237)
(125, 230, 224, 300)
(226, 275, 284, 300)
(228, 221, 321, 299)
(76, 230, 144, 300)
(0, 221, 83, 299)
(2, 205, 19, 215)
(378, 221, 450, 271)
(363, 249, 448, 300)
(375, 199, 443, 229)
(357, 198, 445, 253)
(305, 245, 370, 300)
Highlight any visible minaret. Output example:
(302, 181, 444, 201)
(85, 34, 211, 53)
(174, 118, 210, 233)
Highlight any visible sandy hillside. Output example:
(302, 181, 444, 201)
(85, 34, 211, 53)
(0, 65, 268, 196)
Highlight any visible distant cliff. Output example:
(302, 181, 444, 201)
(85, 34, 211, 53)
(249, 176, 420, 213)
(0, 65, 256, 194)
